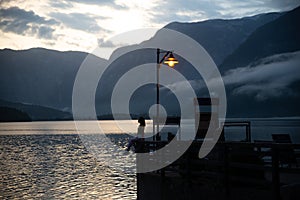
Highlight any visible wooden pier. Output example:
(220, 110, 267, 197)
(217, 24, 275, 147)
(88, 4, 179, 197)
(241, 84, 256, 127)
(136, 141, 300, 200)
(137, 98, 300, 199)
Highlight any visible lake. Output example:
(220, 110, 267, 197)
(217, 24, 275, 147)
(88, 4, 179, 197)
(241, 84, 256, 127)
(1, 119, 300, 199)
(0, 121, 137, 199)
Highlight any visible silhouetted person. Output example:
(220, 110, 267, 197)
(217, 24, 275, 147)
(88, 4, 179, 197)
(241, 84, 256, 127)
(137, 117, 145, 140)
(126, 117, 146, 151)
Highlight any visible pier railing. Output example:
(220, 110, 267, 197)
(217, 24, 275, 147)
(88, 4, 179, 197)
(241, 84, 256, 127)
(136, 141, 300, 200)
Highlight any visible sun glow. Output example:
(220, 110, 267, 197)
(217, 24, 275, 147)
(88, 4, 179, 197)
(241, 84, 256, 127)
(110, 11, 147, 33)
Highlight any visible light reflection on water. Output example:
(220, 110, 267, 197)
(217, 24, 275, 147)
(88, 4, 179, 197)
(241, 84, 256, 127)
(0, 133, 136, 199)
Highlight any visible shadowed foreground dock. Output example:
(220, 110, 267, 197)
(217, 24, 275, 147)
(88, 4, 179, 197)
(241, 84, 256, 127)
(136, 141, 300, 200)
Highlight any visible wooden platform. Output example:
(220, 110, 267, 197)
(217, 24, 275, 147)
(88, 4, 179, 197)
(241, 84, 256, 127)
(136, 141, 300, 200)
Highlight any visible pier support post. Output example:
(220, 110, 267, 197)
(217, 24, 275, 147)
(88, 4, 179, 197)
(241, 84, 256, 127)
(224, 144, 230, 200)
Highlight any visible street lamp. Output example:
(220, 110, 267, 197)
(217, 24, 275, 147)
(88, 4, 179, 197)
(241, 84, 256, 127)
(155, 48, 179, 141)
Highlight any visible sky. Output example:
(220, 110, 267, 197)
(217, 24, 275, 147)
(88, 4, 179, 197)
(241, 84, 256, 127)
(0, 0, 299, 55)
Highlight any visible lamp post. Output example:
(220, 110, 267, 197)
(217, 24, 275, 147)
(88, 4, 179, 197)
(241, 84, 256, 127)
(155, 48, 179, 141)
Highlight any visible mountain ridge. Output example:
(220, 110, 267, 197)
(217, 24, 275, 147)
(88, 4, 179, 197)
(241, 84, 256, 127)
(220, 6, 300, 71)
(0, 47, 107, 111)
(164, 12, 282, 65)
(0, 99, 72, 121)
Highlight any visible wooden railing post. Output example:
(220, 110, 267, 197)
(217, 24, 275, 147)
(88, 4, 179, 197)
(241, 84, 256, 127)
(272, 144, 280, 200)
(247, 122, 251, 142)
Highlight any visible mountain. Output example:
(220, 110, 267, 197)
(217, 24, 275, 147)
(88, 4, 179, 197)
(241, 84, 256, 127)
(220, 6, 300, 72)
(0, 48, 107, 111)
(164, 12, 282, 65)
(108, 12, 281, 67)
(0, 106, 31, 122)
(0, 99, 72, 120)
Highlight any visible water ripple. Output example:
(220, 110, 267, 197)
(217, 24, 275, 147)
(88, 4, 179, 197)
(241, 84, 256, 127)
(0, 134, 136, 199)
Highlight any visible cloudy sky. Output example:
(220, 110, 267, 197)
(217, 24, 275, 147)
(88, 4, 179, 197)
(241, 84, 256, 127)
(0, 0, 299, 54)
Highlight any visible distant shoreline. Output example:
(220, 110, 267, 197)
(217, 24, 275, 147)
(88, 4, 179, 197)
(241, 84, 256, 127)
(1, 116, 300, 123)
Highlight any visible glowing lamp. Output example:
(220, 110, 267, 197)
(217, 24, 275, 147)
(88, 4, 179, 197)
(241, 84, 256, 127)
(163, 52, 179, 67)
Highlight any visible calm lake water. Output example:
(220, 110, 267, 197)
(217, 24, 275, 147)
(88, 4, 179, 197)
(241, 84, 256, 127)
(0, 121, 137, 200)
(0, 119, 300, 199)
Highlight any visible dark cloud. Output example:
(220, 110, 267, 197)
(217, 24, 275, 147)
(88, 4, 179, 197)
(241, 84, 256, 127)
(50, 12, 108, 33)
(37, 26, 56, 39)
(0, 6, 59, 39)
